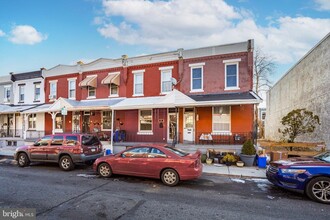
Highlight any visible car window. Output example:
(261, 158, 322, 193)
(123, 147, 150, 158)
(66, 136, 78, 146)
(149, 148, 167, 158)
(82, 135, 100, 146)
(314, 151, 330, 163)
(165, 147, 189, 157)
(35, 136, 51, 146)
(51, 136, 64, 146)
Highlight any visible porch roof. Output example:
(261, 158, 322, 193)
(22, 104, 53, 114)
(0, 104, 36, 114)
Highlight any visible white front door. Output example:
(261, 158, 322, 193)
(183, 108, 194, 142)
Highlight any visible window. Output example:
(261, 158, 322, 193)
(150, 148, 166, 158)
(18, 85, 25, 102)
(88, 86, 96, 98)
(165, 147, 189, 157)
(68, 79, 76, 99)
(49, 81, 57, 100)
(133, 70, 144, 96)
(66, 136, 78, 145)
(55, 115, 63, 130)
(102, 111, 112, 130)
(189, 63, 205, 92)
(139, 110, 152, 132)
(123, 147, 150, 158)
(160, 66, 173, 94)
(110, 84, 118, 96)
(4, 86, 11, 102)
(51, 136, 64, 145)
(212, 106, 231, 133)
(35, 136, 51, 146)
(72, 112, 80, 133)
(28, 114, 36, 129)
(34, 83, 41, 101)
(82, 135, 100, 146)
(224, 59, 240, 90)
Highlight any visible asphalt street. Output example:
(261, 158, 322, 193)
(0, 158, 329, 220)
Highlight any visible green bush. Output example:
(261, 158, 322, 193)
(241, 140, 256, 155)
(201, 154, 207, 163)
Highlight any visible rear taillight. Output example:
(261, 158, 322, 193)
(189, 160, 198, 168)
(80, 148, 83, 153)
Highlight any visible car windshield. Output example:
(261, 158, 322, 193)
(314, 151, 330, 163)
(165, 147, 189, 157)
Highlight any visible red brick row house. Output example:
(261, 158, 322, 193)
(24, 40, 261, 151)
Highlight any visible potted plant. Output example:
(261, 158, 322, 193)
(221, 154, 237, 166)
(239, 139, 256, 166)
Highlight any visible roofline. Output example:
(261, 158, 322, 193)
(272, 32, 330, 89)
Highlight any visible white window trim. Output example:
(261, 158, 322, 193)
(101, 111, 112, 131)
(224, 61, 240, 90)
(49, 81, 58, 102)
(190, 64, 205, 93)
(87, 86, 96, 99)
(107, 72, 120, 97)
(18, 85, 25, 102)
(28, 114, 37, 130)
(133, 70, 145, 97)
(34, 83, 41, 101)
(138, 109, 153, 134)
(160, 67, 173, 95)
(212, 106, 231, 133)
(68, 78, 77, 100)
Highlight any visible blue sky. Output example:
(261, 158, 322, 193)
(0, 0, 329, 84)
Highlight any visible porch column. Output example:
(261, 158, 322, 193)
(110, 109, 114, 153)
(23, 113, 30, 140)
(12, 113, 15, 137)
(48, 112, 58, 135)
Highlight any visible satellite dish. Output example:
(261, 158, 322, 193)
(171, 77, 178, 85)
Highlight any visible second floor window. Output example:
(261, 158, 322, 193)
(88, 86, 96, 98)
(189, 63, 205, 92)
(161, 69, 172, 94)
(50, 81, 57, 100)
(133, 70, 144, 96)
(28, 114, 36, 129)
(110, 84, 118, 96)
(68, 79, 76, 99)
(34, 83, 41, 101)
(4, 86, 11, 102)
(225, 63, 238, 88)
(19, 85, 25, 102)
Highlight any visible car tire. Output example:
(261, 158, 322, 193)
(306, 176, 330, 204)
(17, 153, 30, 167)
(98, 163, 112, 178)
(59, 155, 74, 171)
(161, 169, 179, 186)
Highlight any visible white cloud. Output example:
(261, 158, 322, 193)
(314, 0, 330, 11)
(97, 0, 330, 65)
(0, 29, 5, 37)
(9, 25, 47, 45)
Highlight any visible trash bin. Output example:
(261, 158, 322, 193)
(258, 156, 267, 168)
(105, 149, 112, 155)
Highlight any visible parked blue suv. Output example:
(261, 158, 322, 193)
(266, 151, 330, 204)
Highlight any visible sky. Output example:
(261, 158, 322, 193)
(0, 0, 329, 85)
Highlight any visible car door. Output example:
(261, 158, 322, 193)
(29, 136, 51, 160)
(46, 135, 64, 161)
(145, 147, 168, 177)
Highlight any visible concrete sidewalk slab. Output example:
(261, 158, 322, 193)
(0, 146, 16, 158)
(202, 164, 266, 178)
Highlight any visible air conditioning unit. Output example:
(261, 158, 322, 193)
(84, 111, 90, 116)
(49, 94, 56, 100)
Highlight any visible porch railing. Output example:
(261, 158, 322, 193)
(197, 132, 252, 145)
(0, 129, 23, 138)
(113, 130, 167, 143)
(26, 130, 45, 140)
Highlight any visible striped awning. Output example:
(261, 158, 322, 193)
(79, 75, 97, 87)
(101, 73, 120, 86)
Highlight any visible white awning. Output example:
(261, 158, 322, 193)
(79, 75, 97, 87)
(101, 73, 120, 86)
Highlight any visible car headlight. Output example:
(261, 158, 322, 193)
(280, 169, 306, 174)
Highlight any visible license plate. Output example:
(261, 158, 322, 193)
(91, 149, 95, 152)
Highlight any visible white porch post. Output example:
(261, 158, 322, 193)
(23, 113, 30, 140)
(48, 112, 58, 135)
(110, 109, 114, 153)
(12, 113, 15, 137)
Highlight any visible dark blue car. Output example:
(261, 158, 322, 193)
(266, 151, 330, 204)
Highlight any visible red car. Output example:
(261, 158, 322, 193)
(93, 145, 202, 186)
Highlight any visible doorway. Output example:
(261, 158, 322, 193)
(183, 108, 194, 143)
(168, 109, 178, 143)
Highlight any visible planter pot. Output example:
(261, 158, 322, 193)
(236, 161, 244, 167)
(239, 154, 256, 166)
(206, 158, 213, 165)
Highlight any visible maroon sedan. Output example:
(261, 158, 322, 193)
(93, 145, 202, 186)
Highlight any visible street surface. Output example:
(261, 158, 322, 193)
(0, 157, 328, 220)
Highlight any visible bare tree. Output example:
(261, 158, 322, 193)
(253, 47, 276, 139)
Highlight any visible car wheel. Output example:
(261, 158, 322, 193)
(59, 155, 74, 171)
(306, 177, 330, 204)
(161, 169, 179, 186)
(98, 163, 112, 178)
(17, 153, 30, 167)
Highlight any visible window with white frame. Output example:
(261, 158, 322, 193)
(102, 111, 112, 130)
(88, 86, 96, 98)
(55, 115, 63, 130)
(18, 84, 25, 102)
(139, 109, 152, 132)
(28, 114, 36, 129)
(49, 81, 57, 100)
(4, 86, 11, 102)
(212, 106, 231, 133)
(133, 70, 144, 96)
(189, 63, 205, 92)
(34, 82, 41, 101)
(160, 66, 173, 94)
(224, 59, 240, 90)
(110, 84, 118, 96)
(68, 79, 76, 99)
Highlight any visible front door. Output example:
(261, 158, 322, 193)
(7, 115, 13, 136)
(183, 108, 194, 143)
(168, 112, 178, 143)
(82, 115, 90, 133)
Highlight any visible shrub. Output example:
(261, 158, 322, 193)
(201, 154, 207, 163)
(222, 154, 238, 163)
(241, 139, 256, 155)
